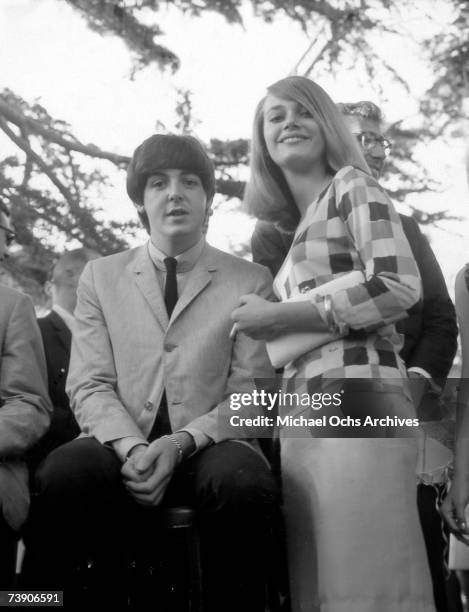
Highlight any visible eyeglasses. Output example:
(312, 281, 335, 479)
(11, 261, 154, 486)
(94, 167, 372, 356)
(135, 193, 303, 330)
(0, 225, 16, 247)
(355, 132, 392, 157)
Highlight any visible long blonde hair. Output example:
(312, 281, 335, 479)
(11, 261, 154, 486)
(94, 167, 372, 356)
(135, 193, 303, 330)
(244, 76, 370, 231)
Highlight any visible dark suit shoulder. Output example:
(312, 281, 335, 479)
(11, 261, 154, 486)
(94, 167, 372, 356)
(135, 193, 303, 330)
(399, 214, 421, 240)
(37, 310, 56, 331)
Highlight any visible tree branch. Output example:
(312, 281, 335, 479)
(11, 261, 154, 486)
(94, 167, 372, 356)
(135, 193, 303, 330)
(0, 115, 78, 207)
(0, 99, 130, 166)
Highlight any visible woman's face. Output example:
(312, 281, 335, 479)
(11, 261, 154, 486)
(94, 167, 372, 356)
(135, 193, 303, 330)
(262, 94, 326, 173)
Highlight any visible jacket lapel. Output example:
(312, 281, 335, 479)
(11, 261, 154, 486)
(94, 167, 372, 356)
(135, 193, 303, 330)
(130, 246, 168, 330)
(170, 244, 217, 325)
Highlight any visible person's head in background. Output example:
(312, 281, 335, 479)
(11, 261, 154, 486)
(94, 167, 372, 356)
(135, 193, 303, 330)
(0, 202, 15, 263)
(337, 101, 392, 179)
(47, 248, 100, 314)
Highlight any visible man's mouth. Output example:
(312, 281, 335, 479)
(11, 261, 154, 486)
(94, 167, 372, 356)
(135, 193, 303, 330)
(167, 209, 188, 217)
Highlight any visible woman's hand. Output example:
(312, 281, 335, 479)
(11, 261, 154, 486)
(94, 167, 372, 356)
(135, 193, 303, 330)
(231, 294, 279, 340)
(440, 477, 469, 544)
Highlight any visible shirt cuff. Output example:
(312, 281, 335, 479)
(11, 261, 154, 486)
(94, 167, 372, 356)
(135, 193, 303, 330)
(407, 367, 442, 396)
(112, 436, 149, 462)
(178, 428, 212, 453)
(408, 367, 431, 379)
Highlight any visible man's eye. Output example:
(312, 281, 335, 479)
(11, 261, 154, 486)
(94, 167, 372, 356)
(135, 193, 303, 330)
(150, 179, 164, 188)
(183, 177, 199, 187)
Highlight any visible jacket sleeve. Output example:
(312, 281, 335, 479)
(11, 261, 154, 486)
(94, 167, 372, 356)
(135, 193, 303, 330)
(328, 167, 421, 333)
(67, 263, 145, 444)
(181, 266, 277, 443)
(0, 293, 51, 456)
(400, 217, 457, 380)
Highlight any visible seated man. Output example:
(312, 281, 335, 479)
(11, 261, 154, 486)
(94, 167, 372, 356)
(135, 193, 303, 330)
(28, 248, 99, 469)
(22, 134, 278, 611)
(0, 203, 51, 588)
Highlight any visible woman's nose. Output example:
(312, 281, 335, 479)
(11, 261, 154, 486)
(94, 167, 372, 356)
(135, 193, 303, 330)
(284, 110, 299, 128)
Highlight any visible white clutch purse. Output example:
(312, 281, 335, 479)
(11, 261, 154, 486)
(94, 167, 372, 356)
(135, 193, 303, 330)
(267, 270, 365, 368)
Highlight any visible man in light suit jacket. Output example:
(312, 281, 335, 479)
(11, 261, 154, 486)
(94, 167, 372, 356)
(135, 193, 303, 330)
(23, 135, 278, 610)
(0, 203, 51, 588)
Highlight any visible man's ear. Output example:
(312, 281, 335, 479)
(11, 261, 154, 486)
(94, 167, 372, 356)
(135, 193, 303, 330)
(202, 205, 213, 235)
(44, 280, 53, 298)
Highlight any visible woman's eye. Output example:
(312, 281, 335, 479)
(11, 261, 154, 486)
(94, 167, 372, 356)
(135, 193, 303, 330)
(299, 107, 312, 117)
(269, 114, 283, 123)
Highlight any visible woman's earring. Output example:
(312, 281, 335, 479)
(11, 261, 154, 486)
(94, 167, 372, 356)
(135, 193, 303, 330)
(135, 204, 145, 213)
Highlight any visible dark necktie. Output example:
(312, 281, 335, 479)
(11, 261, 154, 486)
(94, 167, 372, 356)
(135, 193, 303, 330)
(164, 256, 178, 317)
(148, 257, 178, 441)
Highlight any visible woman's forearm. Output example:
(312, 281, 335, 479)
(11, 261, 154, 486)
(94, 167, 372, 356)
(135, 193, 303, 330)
(269, 301, 329, 335)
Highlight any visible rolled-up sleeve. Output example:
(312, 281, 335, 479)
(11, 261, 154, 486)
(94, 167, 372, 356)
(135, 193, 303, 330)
(327, 168, 421, 333)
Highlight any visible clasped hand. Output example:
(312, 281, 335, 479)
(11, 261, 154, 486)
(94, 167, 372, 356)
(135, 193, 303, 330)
(231, 294, 278, 340)
(121, 437, 180, 507)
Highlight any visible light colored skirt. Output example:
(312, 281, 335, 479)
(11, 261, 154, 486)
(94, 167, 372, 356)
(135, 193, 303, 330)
(281, 434, 436, 612)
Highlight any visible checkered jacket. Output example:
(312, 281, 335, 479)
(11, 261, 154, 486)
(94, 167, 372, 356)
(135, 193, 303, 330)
(274, 166, 421, 383)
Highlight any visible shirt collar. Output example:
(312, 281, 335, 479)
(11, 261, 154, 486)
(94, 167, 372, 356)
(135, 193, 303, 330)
(52, 304, 76, 332)
(147, 237, 206, 273)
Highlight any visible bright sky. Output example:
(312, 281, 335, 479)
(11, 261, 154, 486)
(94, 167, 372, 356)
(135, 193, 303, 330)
(1, 0, 468, 295)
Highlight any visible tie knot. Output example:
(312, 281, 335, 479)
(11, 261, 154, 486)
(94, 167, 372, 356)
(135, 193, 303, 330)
(164, 257, 177, 273)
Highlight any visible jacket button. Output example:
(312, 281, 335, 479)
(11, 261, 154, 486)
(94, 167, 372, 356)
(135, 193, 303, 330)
(144, 401, 153, 411)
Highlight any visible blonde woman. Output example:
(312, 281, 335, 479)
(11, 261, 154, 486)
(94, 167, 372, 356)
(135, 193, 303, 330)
(231, 76, 434, 611)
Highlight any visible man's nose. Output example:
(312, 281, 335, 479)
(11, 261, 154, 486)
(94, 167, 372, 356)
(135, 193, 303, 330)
(168, 180, 183, 201)
(369, 142, 386, 159)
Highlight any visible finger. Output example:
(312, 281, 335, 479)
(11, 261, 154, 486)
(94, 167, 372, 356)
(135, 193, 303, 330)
(122, 460, 151, 482)
(135, 445, 162, 473)
(229, 323, 238, 339)
(127, 489, 161, 507)
(452, 530, 469, 546)
(126, 475, 171, 503)
(238, 294, 255, 305)
(454, 501, 467, 529)
(441, 502, 464, 535)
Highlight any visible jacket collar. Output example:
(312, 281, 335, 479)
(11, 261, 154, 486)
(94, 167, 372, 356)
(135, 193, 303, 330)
(130, 243, 218, 330)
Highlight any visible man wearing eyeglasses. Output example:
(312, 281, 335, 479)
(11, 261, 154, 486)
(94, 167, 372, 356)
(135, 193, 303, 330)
(0, 203, 51, 587)
(251, 100, 458, 612)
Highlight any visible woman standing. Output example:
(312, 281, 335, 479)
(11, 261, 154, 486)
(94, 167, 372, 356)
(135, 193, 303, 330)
(232, 76, 435, 611)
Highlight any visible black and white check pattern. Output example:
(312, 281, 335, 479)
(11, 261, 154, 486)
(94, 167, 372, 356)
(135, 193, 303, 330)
(274, 166, 422, 383)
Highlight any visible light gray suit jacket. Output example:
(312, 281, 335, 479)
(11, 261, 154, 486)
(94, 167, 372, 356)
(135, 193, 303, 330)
(0, 285, 51, 530)
(67, 242, 275, 445)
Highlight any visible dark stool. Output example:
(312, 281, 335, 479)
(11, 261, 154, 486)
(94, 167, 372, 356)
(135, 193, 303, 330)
(129, 506, 203, 612)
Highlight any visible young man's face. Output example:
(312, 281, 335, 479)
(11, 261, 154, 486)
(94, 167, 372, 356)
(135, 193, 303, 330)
(343, 115, 386, 179)
(143, 169, 209, 253)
